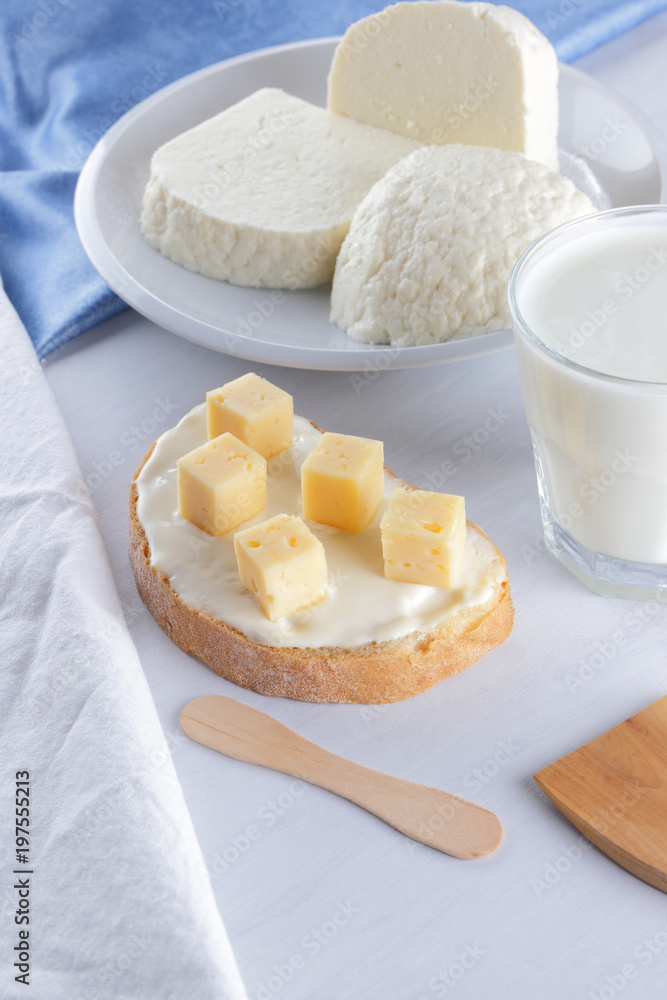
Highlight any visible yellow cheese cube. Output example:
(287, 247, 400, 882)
(177, 432, 266, 536)
(301, 432, 384, 532)
(234, 513, 328, 621)
(380, 487, 466, 588)
(206, 372, 293, 459)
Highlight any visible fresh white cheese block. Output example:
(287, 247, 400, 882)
(330, 145, 594, 346)
(140, 87, 419, 289)
(327, 0, 559, 169)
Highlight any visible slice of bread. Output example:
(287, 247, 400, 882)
(129, 430, 513, 704)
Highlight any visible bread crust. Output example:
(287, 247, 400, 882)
(129, 440, 513, 704)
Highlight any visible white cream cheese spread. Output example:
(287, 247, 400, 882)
(135, 406, 507, 649)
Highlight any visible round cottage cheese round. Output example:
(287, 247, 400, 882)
(330, 144, 595, 346)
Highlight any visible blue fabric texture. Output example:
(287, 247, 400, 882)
(1, 0, 665, 359)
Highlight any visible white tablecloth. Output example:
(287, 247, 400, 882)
(0, 292, 247, 1000)
(36, 12, 667, 999)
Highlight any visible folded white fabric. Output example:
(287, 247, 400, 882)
(0, 286, 248, 999)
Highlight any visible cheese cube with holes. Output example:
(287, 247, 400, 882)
(177, 432, 266, 536)
(206, 373, 293, 458)
(234, 513, 328, 621)
(380, 487, 466, 587)
(301, 432, 384, 532)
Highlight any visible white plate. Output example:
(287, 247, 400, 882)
(75, 39, 667, 371)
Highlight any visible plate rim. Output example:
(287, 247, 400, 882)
(74, 38, 667, 372)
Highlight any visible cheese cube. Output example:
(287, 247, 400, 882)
(177, 432, 266, 536)
(206, 373, 293, 458)
(301, 432, 384, 532)
(234, 513, 328, 621)
(380, 487, 466, 588)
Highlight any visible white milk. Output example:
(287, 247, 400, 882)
(513, 214, 667, 566)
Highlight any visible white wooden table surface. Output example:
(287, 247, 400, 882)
(45, 13, 667, 998)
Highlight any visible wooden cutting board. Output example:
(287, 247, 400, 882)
(534, 694, 667, 892)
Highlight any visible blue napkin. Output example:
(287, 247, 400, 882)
(1, 0, 665, 359)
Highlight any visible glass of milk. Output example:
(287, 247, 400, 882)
(509, 205, 667, 600)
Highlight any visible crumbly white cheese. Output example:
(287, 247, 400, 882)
(328, 0, 559, 169)
(330, 144, 595, 346)
(140, 87, 419, 289)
